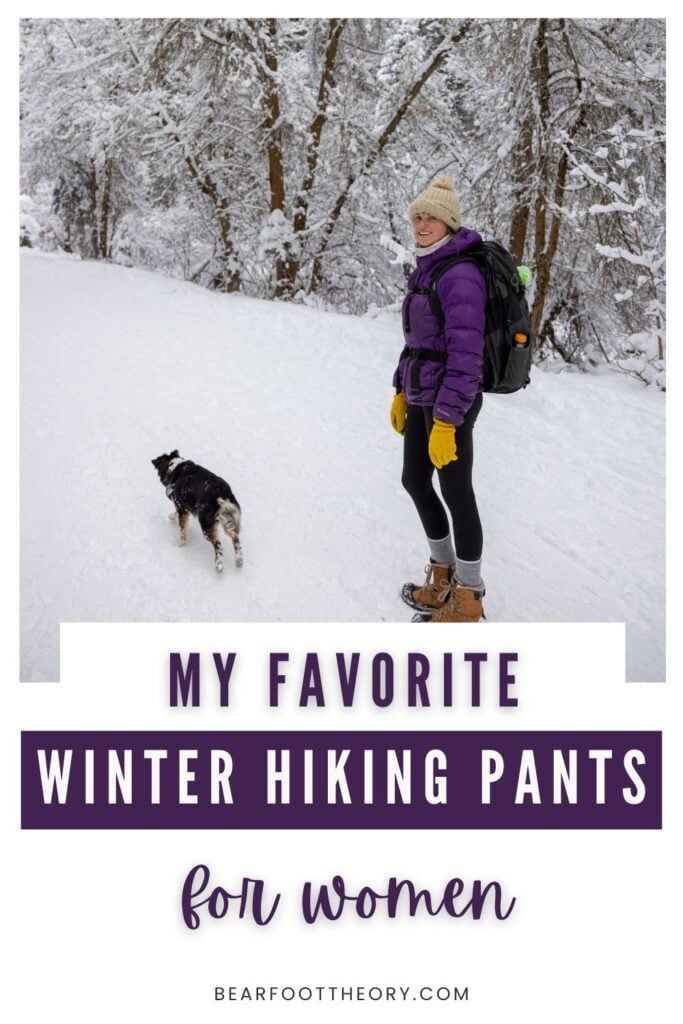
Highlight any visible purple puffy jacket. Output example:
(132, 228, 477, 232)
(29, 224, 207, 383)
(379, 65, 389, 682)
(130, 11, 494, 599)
(393, 227, 486, 426)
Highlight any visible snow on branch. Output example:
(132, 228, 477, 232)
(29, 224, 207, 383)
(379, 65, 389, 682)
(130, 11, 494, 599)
(380, 233, 411, 266)
(589, 197, 646, 215)
(595, 244, 663, 271)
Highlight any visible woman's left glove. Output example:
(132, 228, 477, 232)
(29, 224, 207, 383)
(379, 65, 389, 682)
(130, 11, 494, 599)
(390, 392, 408, 435)
(428, 418, 458, 468)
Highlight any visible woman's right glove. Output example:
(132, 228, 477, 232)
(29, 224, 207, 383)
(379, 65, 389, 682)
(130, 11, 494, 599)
(428, 418, 458, 468)
(390, 392, 408, 435)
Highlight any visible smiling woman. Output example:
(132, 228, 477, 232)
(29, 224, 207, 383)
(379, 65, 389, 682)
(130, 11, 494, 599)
(391, 176, 488, 624)
(411, 211, 450, 248)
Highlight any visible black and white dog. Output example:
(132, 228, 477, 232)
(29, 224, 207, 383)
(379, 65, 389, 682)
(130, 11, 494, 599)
(152, 450, 243, 573)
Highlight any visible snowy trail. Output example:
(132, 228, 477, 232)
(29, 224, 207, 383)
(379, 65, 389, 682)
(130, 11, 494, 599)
(20, 250, 665, 681)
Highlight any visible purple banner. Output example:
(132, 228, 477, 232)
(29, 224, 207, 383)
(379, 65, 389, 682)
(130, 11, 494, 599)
(21, 730, 661, 829)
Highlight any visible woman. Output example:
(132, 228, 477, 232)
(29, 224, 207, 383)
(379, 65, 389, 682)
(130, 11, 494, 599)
(390, 176, 486, 623)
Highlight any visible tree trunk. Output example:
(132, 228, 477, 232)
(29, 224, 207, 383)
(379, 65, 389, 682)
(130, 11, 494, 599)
(308, 19, 473, 294)
(147, 80, 241, 291)
(531, 119, 589, 335)
(88, 159, 99, 258)
(185, 162, 240, 292)
(530, 18, 551, 298)
(508, 90, 534, 264)
(260, 19, 291, 297)
(181, 144, 240, 291)
(530, 20, 588, 335)
(99, 157, 113, 259)
(541, 297, 573, 361)
(280, 18, 347, 296)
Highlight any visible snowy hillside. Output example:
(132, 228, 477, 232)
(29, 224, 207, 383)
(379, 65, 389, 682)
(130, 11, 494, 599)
(20, 250, 665, 682)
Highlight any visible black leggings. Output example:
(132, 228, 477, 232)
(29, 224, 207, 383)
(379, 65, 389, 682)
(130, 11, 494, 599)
(401, 394, 483, 561)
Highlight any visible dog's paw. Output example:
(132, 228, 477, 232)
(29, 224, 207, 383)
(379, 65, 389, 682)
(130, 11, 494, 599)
(235, 555, 244, 569)
(215, 561, 223, 573)
(176, 537, 187, 547)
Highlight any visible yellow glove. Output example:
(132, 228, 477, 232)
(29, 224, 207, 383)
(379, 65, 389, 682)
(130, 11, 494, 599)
(428, 418, 458, 468)
(390, 392, 408, 435)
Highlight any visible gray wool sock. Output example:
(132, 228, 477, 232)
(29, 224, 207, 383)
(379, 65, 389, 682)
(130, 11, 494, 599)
(455, 557, 483, 588)
(427, 534, 456, 567)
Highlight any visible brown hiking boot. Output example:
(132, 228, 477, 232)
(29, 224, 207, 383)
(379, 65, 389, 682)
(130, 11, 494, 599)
(427, 580, 485, 623)
(401, 563, 452, 612)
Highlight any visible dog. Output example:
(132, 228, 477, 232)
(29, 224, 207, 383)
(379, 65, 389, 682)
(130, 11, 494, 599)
(152, 450, 243, 572)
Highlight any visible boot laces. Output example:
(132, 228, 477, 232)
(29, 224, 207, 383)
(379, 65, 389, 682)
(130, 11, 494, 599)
(422, 564, 451, 602)
(431, 580, 483, 622)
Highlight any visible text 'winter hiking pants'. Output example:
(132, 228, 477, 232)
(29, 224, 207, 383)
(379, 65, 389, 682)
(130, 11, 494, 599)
(401, 394, 483, 563)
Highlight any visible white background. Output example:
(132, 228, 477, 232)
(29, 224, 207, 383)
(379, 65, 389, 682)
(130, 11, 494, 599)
(4, 2, 681, 1022)
(4, 622, 681, 1022)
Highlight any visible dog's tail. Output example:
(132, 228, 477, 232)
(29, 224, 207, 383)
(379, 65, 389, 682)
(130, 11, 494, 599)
(216, 497, 241, 530)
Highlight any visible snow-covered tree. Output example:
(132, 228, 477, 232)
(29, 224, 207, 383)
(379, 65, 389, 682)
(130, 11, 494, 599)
(452, 18, 665, 385)
(20, 17, 665, 383)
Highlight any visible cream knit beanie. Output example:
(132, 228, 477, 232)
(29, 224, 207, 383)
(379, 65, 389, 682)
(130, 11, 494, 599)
(408, 175, 461, 232)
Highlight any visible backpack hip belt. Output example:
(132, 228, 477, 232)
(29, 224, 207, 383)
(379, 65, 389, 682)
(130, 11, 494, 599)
(399, 346, 447, 396)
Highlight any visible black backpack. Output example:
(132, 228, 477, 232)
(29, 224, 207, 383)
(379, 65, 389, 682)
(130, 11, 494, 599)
(427, 241, 533, 394)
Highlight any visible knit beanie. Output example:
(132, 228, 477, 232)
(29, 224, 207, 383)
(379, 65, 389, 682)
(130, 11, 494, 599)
(408, 175, 461, 232)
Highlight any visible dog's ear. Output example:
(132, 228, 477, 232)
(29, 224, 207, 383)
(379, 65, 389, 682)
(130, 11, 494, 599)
(169, 449, 179, 458)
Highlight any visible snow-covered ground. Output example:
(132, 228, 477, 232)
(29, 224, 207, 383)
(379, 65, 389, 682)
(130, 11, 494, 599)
(20, 250, 665, 682)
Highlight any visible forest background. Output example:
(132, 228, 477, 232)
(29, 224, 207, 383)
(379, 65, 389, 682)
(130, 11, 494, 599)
(19, 17, 666, 385)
